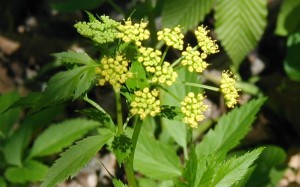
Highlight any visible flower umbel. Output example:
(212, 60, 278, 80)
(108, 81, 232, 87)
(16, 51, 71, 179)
(157, 26, 184, 50)
(137, 47, 162, 73)
(220, 71, 240, 108)
(195, 26, 219, 54)
(151, 62, 178, 86)
(96, 54, 133, 89)
(130, 88, 161, 119)
(181, 46, 209, 73)
(117, 19, 150, 46)
(181, 92, 208, 128)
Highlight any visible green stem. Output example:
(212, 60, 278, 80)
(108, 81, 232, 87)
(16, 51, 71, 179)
(83, 94, 105, 113)
(107, 0, 125, 16)
(158, 85, 181, 102)
(145, 0, 157, 47)
(160, 46, 169, 65)
(114, 89, 124, 134)
(124, 118, 143, 187)
(180, 82, 220, 92)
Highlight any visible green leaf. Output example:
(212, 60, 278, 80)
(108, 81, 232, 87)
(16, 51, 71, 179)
(113, 179, 128, 187)
(134, 130, 181, 180)
(275, 0, 300, 36)
(51, 0, 104, 12)
(52, 51, 96, 65)
(125, 61, 148, 91)
(0, 92, 20, 137)
(196, 97, 266, 156)
(3, 125, 32, 167)
(5, 160, 48, 183)
(0, 177, 7, 187)
(284, 32, 300, 81)
(245, 146, 286, 187)
(162, 0, 216, 32)
(210, 148, 264, 187)
(112, 134, 132, 165)
(28, 119, 101, 158)
(215, 0, 267, 67)
(37, 65, 96, 109)
(78, 108, 115, 132)
(40, 134, 112, 187)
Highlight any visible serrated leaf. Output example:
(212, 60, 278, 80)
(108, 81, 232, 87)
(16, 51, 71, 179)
(37, 65, 96, 109)
(78, 108, 115, 131)
(284, 32, 300, 81)
(245, 146, 286, 187)
(113, 179, 128, 187)
(52, 51, 96, 65)
(51, 0, 104, 12)
(210, 148, 264, 187)
(162, 0, 216, 32)
(40, 134, 112, 187)
(0, 92, 20, 137)
(196, 98, 266, 156)
(215, 0, 267, 67)
(275, 0, 300, 36)
(28, 119, 101, 158)
(134, 130, 181, 180)
(5, 160, 48, 183)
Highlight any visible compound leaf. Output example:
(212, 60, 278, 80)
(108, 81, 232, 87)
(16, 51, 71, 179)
(215, 0, 267, 67)
(40, 134, 112, 187)
(196, 98, 266, 156)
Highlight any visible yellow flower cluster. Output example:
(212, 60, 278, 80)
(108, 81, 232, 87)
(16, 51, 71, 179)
(157, 26, 184, 50)
(181, 92, 208, 128)
(220, 71, 240, 108)
(137, 47, 162, 73)
(96, 55, 133, 89)
(194, 26, 219, 54)
(130, 87, 161, 119)
(151, 62, 178, 86)
(117, 19, 150, 46)
(181, 46, 209, 73)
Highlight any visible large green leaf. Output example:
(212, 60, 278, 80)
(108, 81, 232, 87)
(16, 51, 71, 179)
(5, 160, 48, 184)
(284, 32, 300, 81)
(0, 92, 20, 137)
(275, 0, 300, 36)
(40, 134, 112, 187)
(162, 0, 216, 32)
(37, 65, 96, 109)
(52, 51, 97, 65)
(245, 146, 286, 187)
(0, 177, 6, 187)
(3, 125, 31, 167)
(28, 119, 101, 158)
(210, 148, 263, 187)
(215, 0, 267, 67)
(195, 97, 266, 156)
(134, 130, 181, 180)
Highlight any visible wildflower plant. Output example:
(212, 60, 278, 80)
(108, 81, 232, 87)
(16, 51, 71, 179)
(7, 12, 273, 187)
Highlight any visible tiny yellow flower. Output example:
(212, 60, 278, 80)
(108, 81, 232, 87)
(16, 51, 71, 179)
(181, 46, 209, 73)
(157, 26, 184, 50)
(137, 47, 162, 73)
(130, 88, 161, 119)
(151, 62, 178, 86)
(194, 26, 219, 54)
(220, 71, 240, 108)
(117, 19, 150, 46)
(96, 54, 133, 89)
(181, 92, 209, 128)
